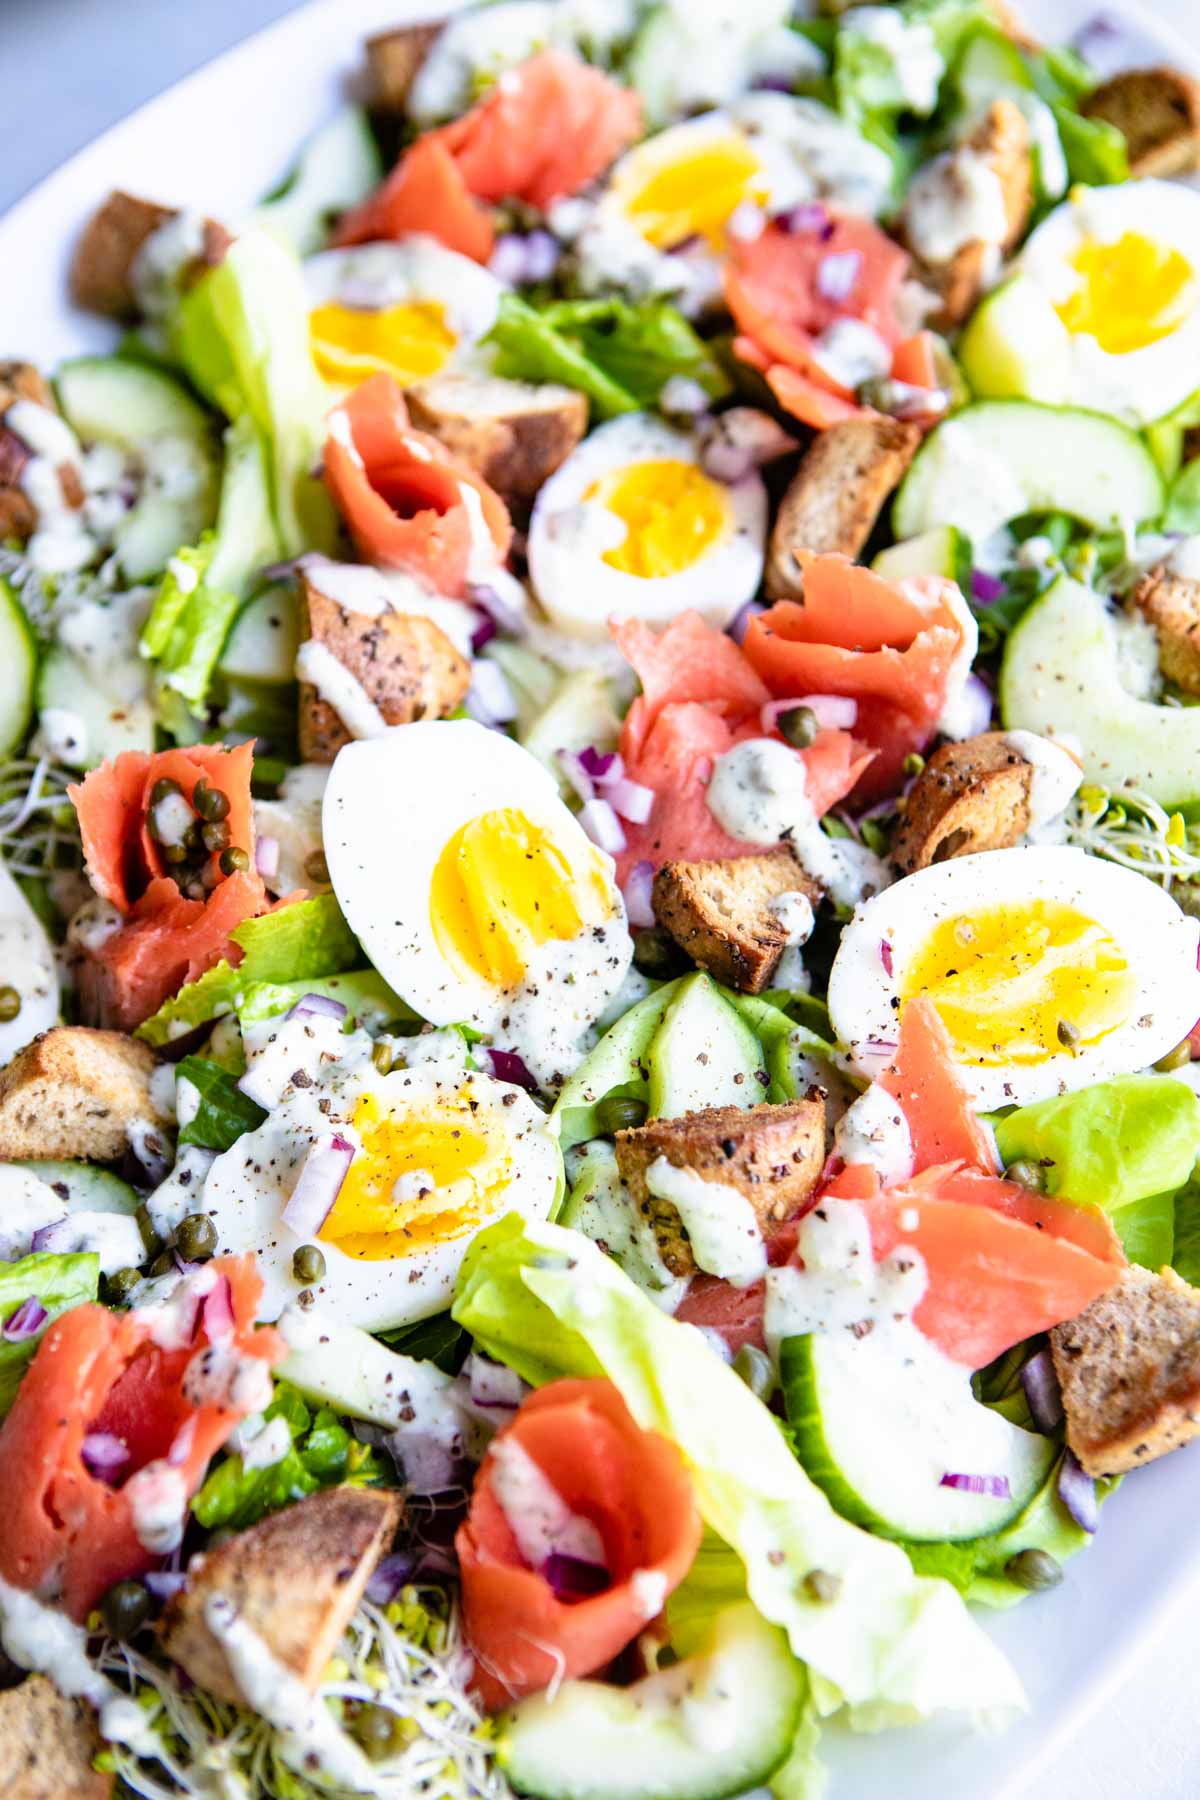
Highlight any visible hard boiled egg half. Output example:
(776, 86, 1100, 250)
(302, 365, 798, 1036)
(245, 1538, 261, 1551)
(303, 238, 505, 390)
(323, 720, 633, 1085)
(828, 845, 1200, 1108)
(202, 1050, 561, 1328)
(527, 412, 767, 641)
(969, 179, 1200, 427)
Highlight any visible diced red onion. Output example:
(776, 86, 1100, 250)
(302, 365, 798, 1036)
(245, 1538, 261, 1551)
(255, 835, 280, 881)
(168, 1416, 198, 1467)
(728, 599, 766, 645)
(579, 746, 620, 783)
(464, 1350, 528, 1413)
(606, 777, 654, 825)
(952, 672, 995, 739)
(702, 437, 756, 485)
(1021, 1348, 1064, 1435)
(281, 1133, 355, 1237)
(543, 1552, 610, 1601)
(579, 797, 626, 856)
(816, 250, 862, 303)
(2, 1295, 48, 1342)
(259, 558, 301, 583)
(365, 1551, 418, 1604)
(727, 201, 765, 243)
(940, 1471, 1012, 1499)
(879, 938, 893, 977)
(762, 694, 858, 734)
(30, 1218, 74, 1255)
(1058, 1450, 1098, 1533)
(1071, 11, 1140, 77)
(622, 859, 656, 930)
(752, 69, 798, 94)
(284, 992, 348, 1025)
(781, 202, 832, 238)
(202, 1275, 235, 1346)
(470, 610, 498, 654)
(385, 1426, 463, 1494)
(81, 1431, 130, 1482)
(659, 376, 710, 421)
(557, 749, 596, 804)
(489, 233, 545, 285)
(487, 1048, 539, 1092)
(467, 581, 527, 637)
(144, 1570, 187, 1600)
(971, 568, 1006, 605)
(466, 660, 519, 727)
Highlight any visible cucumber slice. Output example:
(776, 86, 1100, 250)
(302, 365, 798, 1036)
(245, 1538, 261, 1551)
(36, 645, 155, 769)
(520, 667, 621, 799)
(497, 1604, 804, 1800)
(255, 106, 383, 257)
(1001, 572, 1200, 814)
(959, 275, 1072, 404)
(276, 1301, 455, 1431)
(894, 400, 1164, 547)
(218, 582, 301, 685)
(0, 577, 37, 758)
(551, 982, 676, 1150)
(559, 1141, 686, 1302)
(872, 525, 971, 588)
(17, 1162, 140, 1215)
(647, 973, 767, 1119)
(781, 1331, 1054, 1543)
(55, 356, 220, 580)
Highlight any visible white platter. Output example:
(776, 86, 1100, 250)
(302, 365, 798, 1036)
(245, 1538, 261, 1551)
(1, 2, 1198, 1795)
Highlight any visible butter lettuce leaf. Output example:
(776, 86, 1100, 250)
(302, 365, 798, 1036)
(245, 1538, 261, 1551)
(453, 1214, 1026, 1718)
(176, 1056, 267, 1152)
(994, 1075, 1200, 1211)
(236, 969, 413, 1031)
(0, 1252, 100, 1416)
(1172, 1171, 1200, 1286)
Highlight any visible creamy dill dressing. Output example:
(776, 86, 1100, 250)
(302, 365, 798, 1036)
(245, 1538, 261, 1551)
(253, 761, 330, 896)
(811, 319, 892, 391)
(0, 1165, 67, 1260)
(0, 1576, 160, 1758)
(6, 399, 93, 575)
(1003, 730, 1082, 829)
(145, 1142, 218, 1240)
(833, 1083, 915, 1185)
(904, 148, 1008, 266)
(646, 1156, 767, 1286)
(734, 94, 895, 218)
(124, 1462, 190, 1555)
(488, 1434, 607, 1567)
(36, 1210, 145, 1275)
(302, 559, 476, 656)
(840, 7, 943, 114)
(768, 888, 815, 988)
(295, 639, 389, 739)
(131, 210, 208, 321)
(565, 1142, 691, 1308)
(0, 863, 58, 1062)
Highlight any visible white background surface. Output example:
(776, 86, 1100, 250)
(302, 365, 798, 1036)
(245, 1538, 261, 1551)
(1, 0, 1198, 1794)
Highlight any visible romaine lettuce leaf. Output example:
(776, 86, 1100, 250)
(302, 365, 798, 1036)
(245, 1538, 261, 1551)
(993, 1075, 1200, 1211)
(453, 1214, 1026, 1717)
(236, 970, 413, 1032)
(0, 1252, 100, 1416)
(176, 1056, 267, 1152)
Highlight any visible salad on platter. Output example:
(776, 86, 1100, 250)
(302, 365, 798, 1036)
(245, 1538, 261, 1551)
(4, 0, 1200, 1794)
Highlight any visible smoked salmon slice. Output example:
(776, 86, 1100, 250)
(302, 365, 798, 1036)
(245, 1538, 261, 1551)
(878, 995, 999, 1175)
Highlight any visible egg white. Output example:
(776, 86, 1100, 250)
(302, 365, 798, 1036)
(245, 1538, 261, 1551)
(527, 412, 767, 642)
(828, 845, 1200, 1109)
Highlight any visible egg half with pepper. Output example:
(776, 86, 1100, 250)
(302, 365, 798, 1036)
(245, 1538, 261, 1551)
(828, 845, 1200, 1108)
(528, 412, 767, 641)
(323, 720, 633, 1087)
(303, 239, 506, 389)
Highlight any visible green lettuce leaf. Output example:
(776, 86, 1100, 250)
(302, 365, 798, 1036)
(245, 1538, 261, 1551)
(0, 1252, 100, 1416)
(1050, 104, 1129, 186)
(236, 970, 413, 1032)
(993, 1075, 1200, 1211)
(1113, 1188, 1175, 1269)
(1144, 389, 1200, 482)
(377, 1310, 468, 1374)
(1166, 455, 1200, 535)
(176, 1057, 268, 1152)
(453, 1214, 1026, 1718)
(1172, 1170, 1200, 1285)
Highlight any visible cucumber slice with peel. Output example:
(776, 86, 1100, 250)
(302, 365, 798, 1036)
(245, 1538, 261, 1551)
(0, 577, 36, 758)
(872, 524, 971, 587)
(17, 1162, 140, 1215)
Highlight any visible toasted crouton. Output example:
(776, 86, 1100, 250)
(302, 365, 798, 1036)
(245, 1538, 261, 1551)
(988, 0, 1039, 53)
(905, 100, 1033, 332)
(765, 417, 921, 596)
(69, 191, 231, 320)
(162, 1488, 403, 1704)
(405, 373, 588, 510)
(891, 732, 1036, 872)
(365, 20, 443, 109)
(1051, 1266, 1200, 1477)
(297, 577, 471, 762)
(652, 848, 821, 994)
(1082, 67, 1200, 178)
(0, 362, 58, 541)
(615, 1098, 825, 1276)
(0, 1675, 112, 1799)
(0, 362, 53, 414)
(1130, 566, 1200, 696)
(0, 1027, 167, 1161)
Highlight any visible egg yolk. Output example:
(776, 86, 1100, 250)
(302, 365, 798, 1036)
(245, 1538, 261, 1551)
(319, 1088, 509, 1260)
(310, 299, 457, 386)
(1056, 231, 1196, 355)
(618, 133, 766, 248)
(900, 899, 1137, 1067)
(586, 459, 729, 579)
(430, 807, 610, 988)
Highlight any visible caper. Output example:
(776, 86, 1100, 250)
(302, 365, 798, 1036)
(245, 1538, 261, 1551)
(219, 846, 250, 876)
(148, 1251, 176, 1279)
(292, 1244, 327, 1285)
(193, 779, 230, 823)
(176, 1212, 218, 1261)
(1004, 1548, 1063, 1592)
(778, 704, 818, 749)
(371, 1040, 395, 1075)
(304, 849, 330, 885)
(201, 819, 231, 854)
(1056, 1018, 1081, 1052)
(0, 985, 20, 1024)
(101, 1580, 152, 1640)
(903, 752, 926, 777)
(103, 1266, 142, 1307)
(596, 1093, 648, 1135)
(1156, 1038, 1193, 1073)
(149, 777, 182, 808)
(733, 1342, 775, 1401)
(162, 841, 189, 866)
(135, 1203, 164, 1260)
(1005, 1158, 1046, 1194)
(352, 1704, 406, 1761)
(802, 1568, 842, 1605)
(632, 926, 682, 978)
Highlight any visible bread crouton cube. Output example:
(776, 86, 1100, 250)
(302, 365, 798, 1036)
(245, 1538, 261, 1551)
(615, 1098, 825, 1277)
(0, 361, 54, 414)
(1051, 1265, 1200, 1477)
(891, 732, 1038, 872)
(162, 1487, 403, 1704)
(0, 1027, 167, 1162)
(0, 362, 58, 542)
(766, 417, 921, 596)
(297, 577, 472, 762)
(69, 191, 231, 320)
(652, 848, 821, 994)
(405, 373, 588, 510)
(0, 1675, 112, 1799)
(1130, 567, 1200, 696)
(365, 20, 444, 110)
(1082, 67, 1200, 178)
(905, 100, 1033, 332)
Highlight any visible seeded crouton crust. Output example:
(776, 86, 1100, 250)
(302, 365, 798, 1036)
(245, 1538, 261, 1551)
(766, 417, 922, 596)
(1129, 567, 1200, 696)
(891, 732, 1036, 873)
(405, 373, 588, 510)
(69, 191, 231, 319)
(298, 577, 471, 762)
(652, 848, 821, 993)
(0, 1027, 167, 1161)
(365, 20, 443, 109)
(1081, 67, 1200, 179)
(907, 100, 1033, 332)
(1051, 1266, 1200, 1477)
(0, 1675, 112, 1799)
(615, 1098, 825, 1276)
(162, 1487, 403, 1704)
